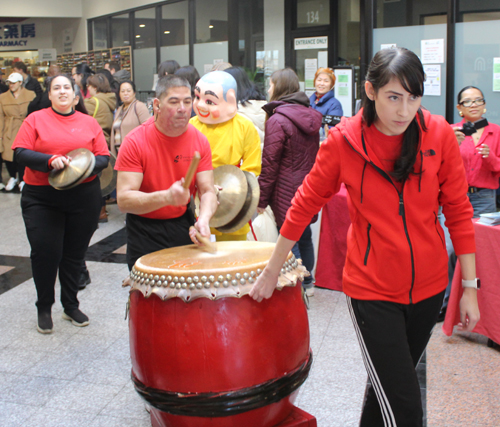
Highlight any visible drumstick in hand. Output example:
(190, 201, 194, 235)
(182, 152, 201, 189)
(190, 226, 217, 254)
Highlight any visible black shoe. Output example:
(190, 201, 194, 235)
(62, 309, 89, 327)
(78, 269, 91, 290)
(37, 311, 53, 334)
(436, 307, 447, 323)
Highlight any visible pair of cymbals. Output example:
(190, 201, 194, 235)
(48, 148, 96, 190)
(209, 165, 260, 233)
(99, 152, 117, 197)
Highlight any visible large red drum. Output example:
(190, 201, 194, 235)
(126, 241, 311, 427)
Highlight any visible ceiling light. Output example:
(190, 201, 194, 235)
(139, 24, 145, 28)
(164, 31, 170, 34)
(209, 25, 214, 29)
(136, 35, 141, 38)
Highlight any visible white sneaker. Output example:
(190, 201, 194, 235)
(305, 287, 315, 297)
(5, 177, 18, 191)
(0, 183, 5, 191)
(18, 181, 25, 191)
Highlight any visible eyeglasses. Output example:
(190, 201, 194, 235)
(459, 98, 485, 108)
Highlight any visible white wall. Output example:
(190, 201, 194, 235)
(82, 0, 163, 20)
(1, 0, 82, 18)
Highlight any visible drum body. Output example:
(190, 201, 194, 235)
(127, 241, 311, 427)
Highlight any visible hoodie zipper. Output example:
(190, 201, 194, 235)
(433, 211, 445, 249)
(343, 133, 416, 304)
(364, 223, 372, 265)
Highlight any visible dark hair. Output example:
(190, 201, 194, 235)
(73, 63, 94, 97)
(174, 66, 200, 98)
(120, 80, 136, 93)
(73, 84, 89, 114)
(13, 61, 27, 73)
(269, 68, 300, 102)
(87, 74, 111, 93)
(362, 47, 426, 182)
(158, 60, 180, 77)
(96, 69, 114, 87)
(224, 66, 265, 106)
(156, 75, 191, 99)
(457, 86, 484, 104)
(109, 61, 121, 72)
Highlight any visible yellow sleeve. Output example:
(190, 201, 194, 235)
(239, 117, 262, 176)
(84, 98, 96, 117)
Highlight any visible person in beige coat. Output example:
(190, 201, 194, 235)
(84, 74, 117, 146)
(110, 80, 150, 156)
(0, 72, 36, 192)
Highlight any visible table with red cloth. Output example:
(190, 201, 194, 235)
(443, 219, 500, 345)
(315, 184, 350, 291)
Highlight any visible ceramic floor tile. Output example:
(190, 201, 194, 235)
(0, 401, 39, 427)
(23, 407, 97, 427)
(2, 375, 71, 407)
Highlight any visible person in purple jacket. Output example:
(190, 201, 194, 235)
(257, 68, 322, 296)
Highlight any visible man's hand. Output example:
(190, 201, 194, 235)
(190, 216, 211, 246)
(167, 180, 190, 206)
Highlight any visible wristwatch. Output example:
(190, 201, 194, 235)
(462, 278, 481, 289)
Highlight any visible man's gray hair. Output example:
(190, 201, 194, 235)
(156, 75, 191, 99)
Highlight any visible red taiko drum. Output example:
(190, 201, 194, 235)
(125, 241, 311, 427)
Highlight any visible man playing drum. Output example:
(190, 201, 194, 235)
(115, 75, 218, 270)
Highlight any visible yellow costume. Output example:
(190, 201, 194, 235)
(190, 114, 261, 237)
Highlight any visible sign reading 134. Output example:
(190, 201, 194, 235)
(307, 10, 320, 24)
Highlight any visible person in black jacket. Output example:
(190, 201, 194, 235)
(12, 61, 43, 114)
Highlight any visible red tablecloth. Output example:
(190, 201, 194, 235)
(315, 185, 350, 291)
(443, 219, 500, 344)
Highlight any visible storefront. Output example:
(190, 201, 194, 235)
(2, 0, 500, 123)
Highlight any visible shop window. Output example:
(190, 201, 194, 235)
(160, 1, 189, 66)
(194, 0, 228, 75)
(133, 7, 157, 93)
(93, 19, 108, 50)
(455, 1, 500, 124)
(112, 13, 130, 47)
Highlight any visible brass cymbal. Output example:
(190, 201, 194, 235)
(209, 165, 247, 228)
(217, 171, 260, 234)
(100, 152, 117, 197)
(48, 148, 96, 190)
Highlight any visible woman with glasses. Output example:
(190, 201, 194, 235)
(453, 86, 500, 216)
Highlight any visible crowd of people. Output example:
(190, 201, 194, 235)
(0, 47, 495, 427)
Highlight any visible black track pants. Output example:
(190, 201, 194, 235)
(347, 291, 444, 427)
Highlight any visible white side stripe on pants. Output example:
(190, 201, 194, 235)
(346, 296, 397, 427)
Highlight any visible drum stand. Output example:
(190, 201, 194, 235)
(150, 406, 317, 427)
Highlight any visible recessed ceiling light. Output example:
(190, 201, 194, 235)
(139, 24, 145, 28)
(164, 31, 170, 34)
(209, 25, 214, 29)
(136, 35, 141, 38)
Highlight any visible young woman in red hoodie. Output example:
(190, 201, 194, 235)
(250, 48, 480, 427)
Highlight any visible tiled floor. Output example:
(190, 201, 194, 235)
(0, 180, 499, 427)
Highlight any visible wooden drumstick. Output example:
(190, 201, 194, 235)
(189, 226, 217, 254)
(182, 152, 201, 189)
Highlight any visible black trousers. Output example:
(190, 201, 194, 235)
(347, 290, 444, 427)
(21, 179, 101, 312)
(126, 209, 195, 270)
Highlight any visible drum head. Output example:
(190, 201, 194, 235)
(128, 241, 308, 302)
(48, 148, 96, 190)
(100, 152, 117, 197)
(209, 165, 247, 228)
(216, 171, 260, 234)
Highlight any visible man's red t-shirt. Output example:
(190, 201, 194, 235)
(115, 117, 213, 219)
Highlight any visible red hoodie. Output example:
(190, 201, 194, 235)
(281, 109, 475, 304)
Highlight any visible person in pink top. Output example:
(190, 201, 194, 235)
(452, 86, 500, 217)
